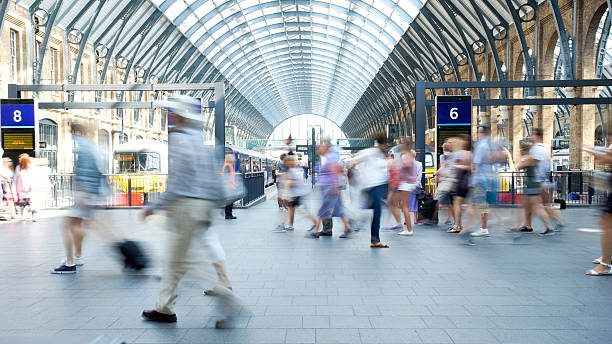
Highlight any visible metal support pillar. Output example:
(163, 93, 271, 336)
(0, 0, 10, 35)
(34, 0, 63, 84)
(415, 81, 426, 180)
(214, 82, 225, 161)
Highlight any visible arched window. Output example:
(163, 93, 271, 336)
(98, 129, 110, 173)
(39, 119, 58, 172)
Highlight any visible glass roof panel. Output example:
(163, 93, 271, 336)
(152, 0, 427, 125)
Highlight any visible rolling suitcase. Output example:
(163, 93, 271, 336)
(321, 218, 333, 235)
(116, 240, 149, 271)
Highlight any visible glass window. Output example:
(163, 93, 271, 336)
(10, 30, 18, 83)
(161, 108, 168, 131)
(98, 129, 110, 173)
(39, 119, 58, 173)
(114, 152, 160, 173)
(149, 109, 155, 128)
(49, 48, 57, 83)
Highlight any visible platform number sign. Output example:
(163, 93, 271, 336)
(435, 95, 472, 126)
(1, 99, 36, 128)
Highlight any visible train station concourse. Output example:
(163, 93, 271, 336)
(0, 0, 612, 343)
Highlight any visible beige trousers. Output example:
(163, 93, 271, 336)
(155, 198, 237, 315)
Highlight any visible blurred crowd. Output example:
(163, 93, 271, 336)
(6, 96, 606, 331)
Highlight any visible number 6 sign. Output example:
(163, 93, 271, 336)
(435, 95, 472, 126)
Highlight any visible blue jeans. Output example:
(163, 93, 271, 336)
(366, 184, 388, 243)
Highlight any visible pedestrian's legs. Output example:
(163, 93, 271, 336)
(288, 205, 295, 226)
(63, 217, 85, 265)
(399, 191, 412, 231)
(224, 203, 233, 218)
(452, 196, 464, 229)
(587, 213, 612, 275)
(368, 185, 384, 243)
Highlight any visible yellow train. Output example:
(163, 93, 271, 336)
(111, 140, 168, 205)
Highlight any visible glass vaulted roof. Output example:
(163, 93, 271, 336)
(151, 0, 427, 126)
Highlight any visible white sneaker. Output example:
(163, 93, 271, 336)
(470, 228, 490, 237)
(397, 230, 414, 236)
(61, 257, 84, 266)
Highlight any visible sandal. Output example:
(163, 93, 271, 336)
(305, 232, 320, 239)
(339, 230, 351, 238)
(447, 226, 462, 233)
(586, 262, 612, 276)
(370, 242, 389, 248)
(594, 257, 604, 264)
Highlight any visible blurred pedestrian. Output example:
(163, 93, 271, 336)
(274, 154, 292, 232)
(13, 154, 37, 222)
(396, 149, 418, 236)
(383, 153, 404, 231)
(1, 157, 17, 219)
(141, 96, 245, 327)
(432, 142, 455, 226)
(354, 133, 390, 248)
(285, 155, 316, 231)
(516, 128, 556, 236)
(308, 138, 352, 238)
(51, 122, 114, 274)
(583, 144, 612, 275)
(447, 135, 471, 234)
(223, 154, 237, 220)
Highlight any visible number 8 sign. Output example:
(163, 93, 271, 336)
(1, 100, 35, 127)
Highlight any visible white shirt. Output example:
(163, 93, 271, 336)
(356, 148, 388, 189)
(529, 143, 550, 183)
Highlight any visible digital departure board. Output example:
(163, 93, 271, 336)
(2, 132, 34, 150)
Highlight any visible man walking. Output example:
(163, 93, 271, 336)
(141, 96, 244, 328)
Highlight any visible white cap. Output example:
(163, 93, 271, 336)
(159, 95, 203, 122)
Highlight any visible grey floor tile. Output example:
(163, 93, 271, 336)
(359, 329, 421, 343)
(315, 329, 361, 344)
(329, 316, 371, 329)
(445, 329, 500, 343)
(247, 315, 302, 329)
(134, 328, 188, 343)
(302, 316, 329, 329)
(368, 316, 427, 329)
(421, 316, 455, 329)
(286, 328, 315, 344)
(267, 305, 316, 316)
(225, 329, 286, 344)
(449, 316, 497, 329)
(416, 329, 453, 343)
(489, 329, 559, 344)
(427, 305, 470, 316)
(316, 305, 354, 316)
(378, 304, 431, 316)
(489, 316, 584, 330)
(179, 329, 228, 343)
(352, 305, 380, 316)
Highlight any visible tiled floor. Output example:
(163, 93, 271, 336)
(0, 199, 611, 343)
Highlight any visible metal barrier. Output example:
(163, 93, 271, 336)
(240, 172, 266, 206)
(423, 170, 607, 206)
(46, 173, 267, 208)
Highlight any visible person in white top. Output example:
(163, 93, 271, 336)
(353, 133, 390, 248)
(13, 154, 38, 221)
(0, 157, 17, 219)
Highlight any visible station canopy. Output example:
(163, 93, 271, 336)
(19, 0, 559, 138)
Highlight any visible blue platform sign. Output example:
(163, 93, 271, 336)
(1, 99, 36, 128)
(436, 95, 472, 126)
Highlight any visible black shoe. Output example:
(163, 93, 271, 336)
(215, 317, 239, 329)
(50, 264, 76, 274)
(225, 216, 237, 220)
(519, 226, 533, 232)
(318, 232, 333, 236)
(538, 228, 556, 237)
(142, 310, 177, 323)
